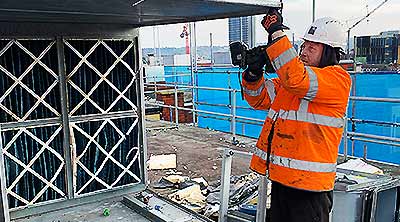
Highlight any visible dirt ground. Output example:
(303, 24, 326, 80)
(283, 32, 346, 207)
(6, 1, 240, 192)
(145, 119, 400, 188)
(145, 119, 256, 186)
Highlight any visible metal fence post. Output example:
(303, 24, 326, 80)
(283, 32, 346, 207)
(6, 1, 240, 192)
(174, 83, 179, 126)
(228, 71, 232, 106)
(343, 86, 352, 161)
(0, 126, 10, 222)
(256, 176, 268, 222)
(191, 71, 196, 126)
(343, 113, 349, 161)
(363, 144, 368, 160)
(57, 37, 74, 199)
(189, 23, 197, 126)
(219, 148, 233, 222)
(154, 75, 157, 94)
(350, 74, 356, 157)
(231, 90, 237, 143)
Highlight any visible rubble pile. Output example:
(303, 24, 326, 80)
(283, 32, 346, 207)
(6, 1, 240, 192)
(151, 168, 267, 220)
(147, 152, 391, 221)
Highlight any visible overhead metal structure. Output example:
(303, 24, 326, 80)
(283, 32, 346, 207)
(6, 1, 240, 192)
(0, 0, 281, 26)
(0, 0, 281, 221)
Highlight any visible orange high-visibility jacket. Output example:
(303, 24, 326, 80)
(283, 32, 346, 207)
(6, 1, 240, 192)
(243, 36, 351, 191)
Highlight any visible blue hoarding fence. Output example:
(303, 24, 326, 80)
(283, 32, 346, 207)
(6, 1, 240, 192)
(145, 66, 400, 165)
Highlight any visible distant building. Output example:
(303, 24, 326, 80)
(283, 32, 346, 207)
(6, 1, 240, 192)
(162, 55, 174, 66)
(213, 51, 232, 65)
(228, 16, 255, 48)
(355, 31, 400, 65)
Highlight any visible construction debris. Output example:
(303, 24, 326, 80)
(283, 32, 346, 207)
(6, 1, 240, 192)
(164, 175, 188, 184)
(166, 169, 183, 175)
(169, 184, 207, 212)
(148, 154, 177, 170)
(193, 177, 209, 189)
(153, 174, 209, 191)
(169, 184, 206, 203)
(204, 173, 262, 218)
(337, 158, 384, 175)
(151, 171, 269, 219)
(152, 177, 175, 189)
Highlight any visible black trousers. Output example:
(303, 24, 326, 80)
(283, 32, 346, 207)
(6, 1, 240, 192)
(269, 181, 333, 222)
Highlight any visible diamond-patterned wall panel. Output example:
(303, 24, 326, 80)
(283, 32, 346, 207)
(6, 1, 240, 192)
(0, 40, 60, 123)
(1, 125, 66, 208)
(72, 117, 140, 195)
(0, 37, 143, 212)
(65, 40, 138, 116)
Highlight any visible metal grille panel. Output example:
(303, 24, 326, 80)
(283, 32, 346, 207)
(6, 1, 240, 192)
(65, 40, 137, 116)
(64, 39, 141, 196)
(2, 125, 65, 208)
(72, 117, 140, 195)
(0, 40, 60, 122)
(0, 36, 144, 213)
(0, 39, 64, 209)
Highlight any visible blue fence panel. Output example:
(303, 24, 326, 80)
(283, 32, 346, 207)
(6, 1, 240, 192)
(346, 73, 400, 164)
(163, 66, 400, 164)
(196, 67, 271, 137)
(164, 66, 192, 84)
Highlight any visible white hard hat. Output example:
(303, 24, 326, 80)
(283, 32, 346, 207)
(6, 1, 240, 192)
(302, 17, 346, 50)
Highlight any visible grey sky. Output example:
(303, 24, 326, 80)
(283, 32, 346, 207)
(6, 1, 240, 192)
(140, 0, 399, 48)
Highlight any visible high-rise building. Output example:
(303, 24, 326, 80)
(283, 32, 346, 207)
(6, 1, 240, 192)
(228, 16, 255, 48)
(355, 31, 400, 65)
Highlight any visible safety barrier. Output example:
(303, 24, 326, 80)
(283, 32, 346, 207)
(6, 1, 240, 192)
(144, 69, 400, 164)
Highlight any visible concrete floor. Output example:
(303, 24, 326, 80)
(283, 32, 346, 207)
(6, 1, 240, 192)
(13, 197, 150, 222)
(145, 119, 400, 187)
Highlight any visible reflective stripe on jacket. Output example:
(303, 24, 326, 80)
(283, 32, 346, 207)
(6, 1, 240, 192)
(243, 36, 351, 191)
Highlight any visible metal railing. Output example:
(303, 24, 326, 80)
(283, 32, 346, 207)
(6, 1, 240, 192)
(145, 82, 268, 143)
(145, 70, 400, 163)
(147, 91, 400, 153)
(344, 96, 400, 161)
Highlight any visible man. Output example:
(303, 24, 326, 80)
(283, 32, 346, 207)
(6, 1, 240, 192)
(242, 9, 351, 222)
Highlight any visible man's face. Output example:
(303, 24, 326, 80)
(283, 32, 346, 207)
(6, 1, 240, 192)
(300, 41, 324, 67)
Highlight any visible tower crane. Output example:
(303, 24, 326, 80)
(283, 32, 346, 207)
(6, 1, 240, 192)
(346, 0, 389, 57)
(180, 24, 190, 54)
